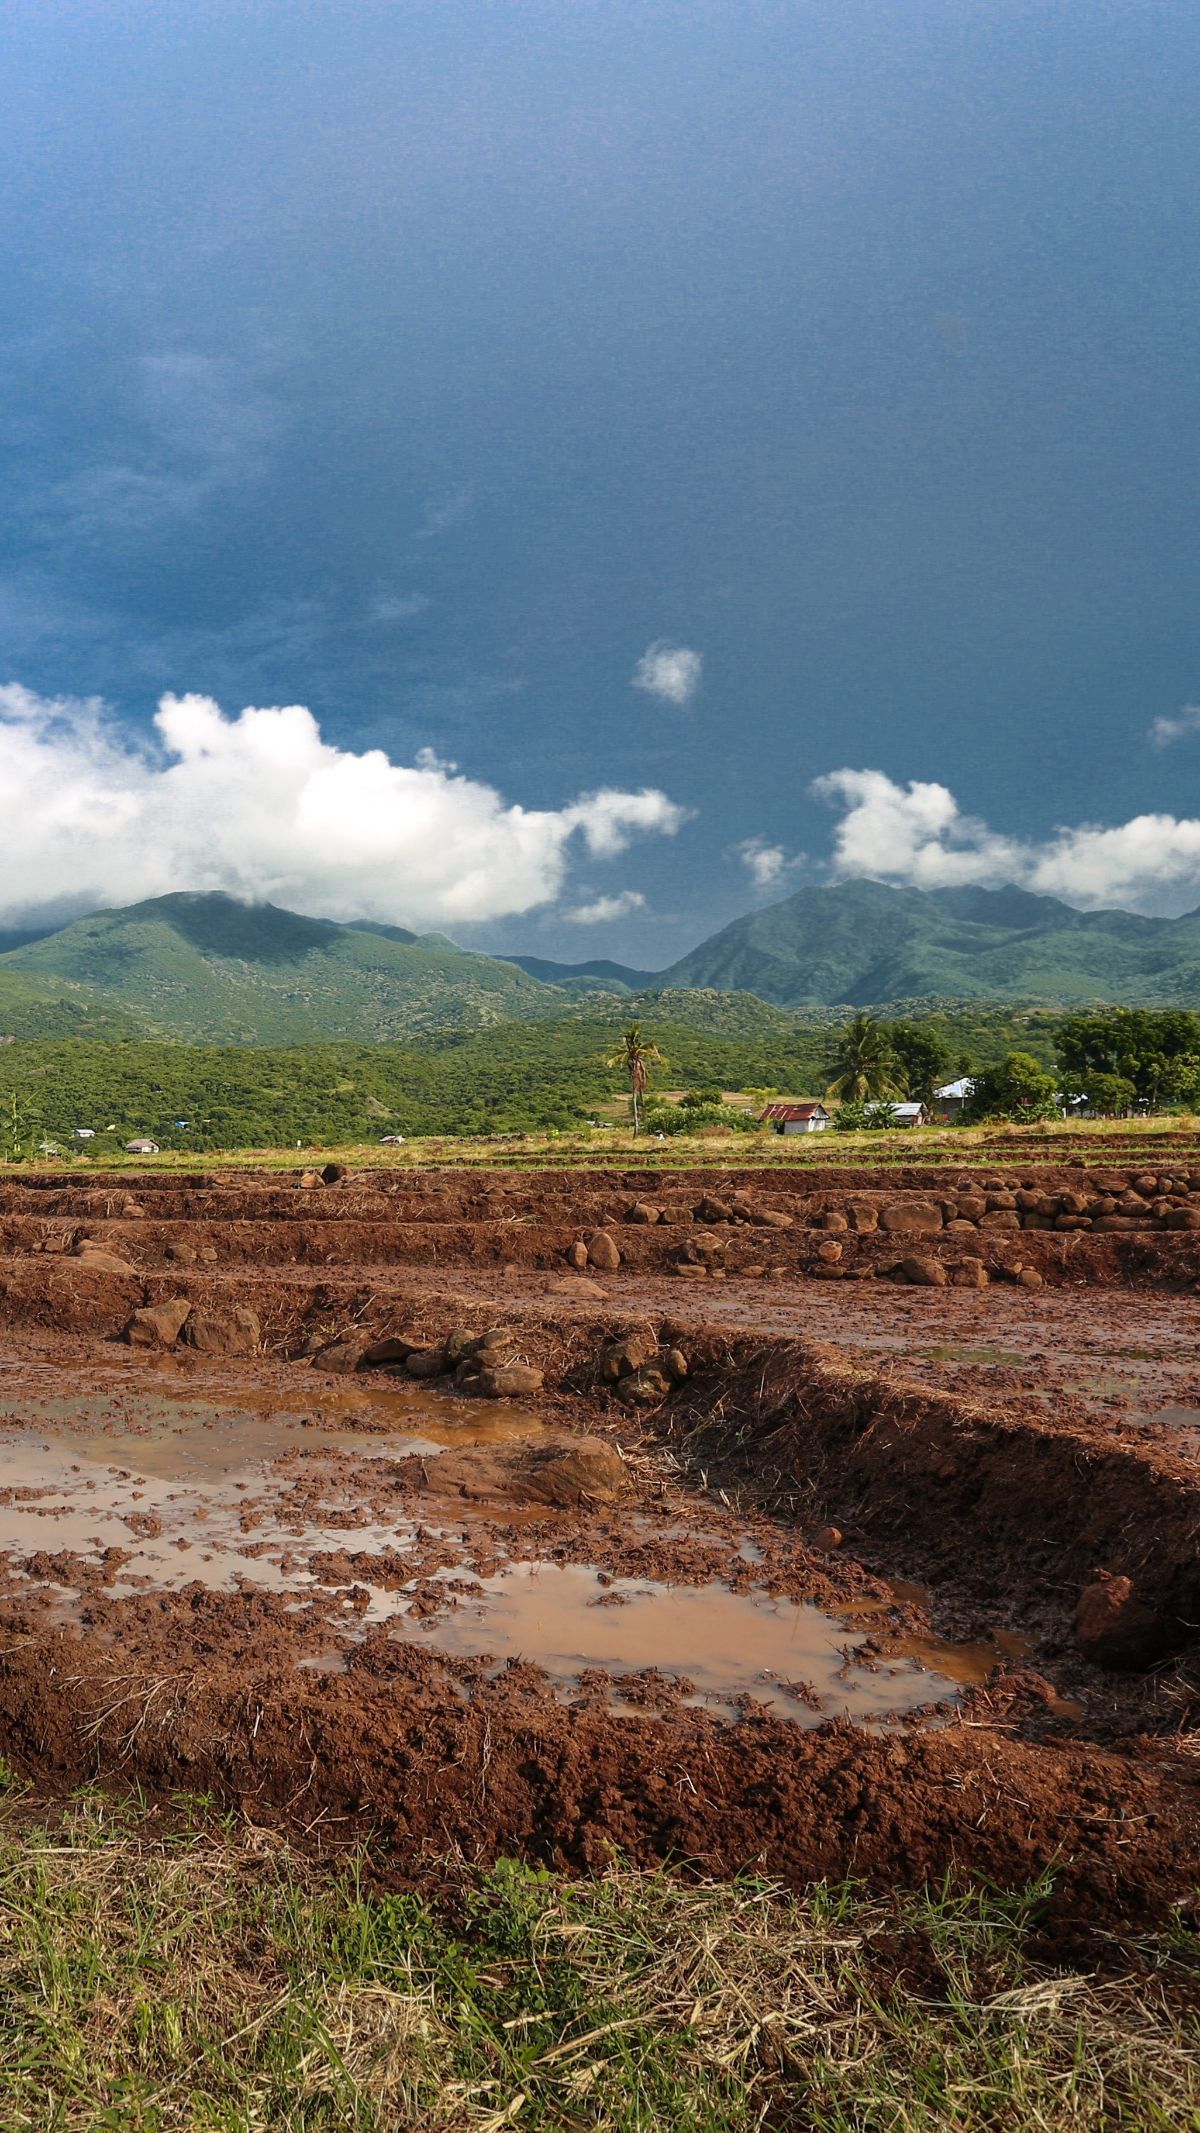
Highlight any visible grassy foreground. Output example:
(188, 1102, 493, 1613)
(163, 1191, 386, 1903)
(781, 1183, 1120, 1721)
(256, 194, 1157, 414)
(0, 1793, 1196, 2131)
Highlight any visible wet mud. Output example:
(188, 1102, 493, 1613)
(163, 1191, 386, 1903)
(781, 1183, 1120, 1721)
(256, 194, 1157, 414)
(0, 1162, 1195, 1928)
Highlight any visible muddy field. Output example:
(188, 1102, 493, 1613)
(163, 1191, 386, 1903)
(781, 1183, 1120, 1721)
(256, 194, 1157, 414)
(0, 1157, 1197, 1935)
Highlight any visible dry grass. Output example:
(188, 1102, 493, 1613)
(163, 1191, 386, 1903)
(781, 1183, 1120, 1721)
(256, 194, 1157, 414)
(0, 1788, 1195, 2129)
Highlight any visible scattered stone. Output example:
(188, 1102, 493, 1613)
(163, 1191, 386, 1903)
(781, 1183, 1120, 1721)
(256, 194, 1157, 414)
(311, 1339, 365, 1374)
(879, 1201, 943, 1234)
(403, 1348, 446, 1379)
(677, 1235, 725, 1270)
(817, 1240, 843, 1264)
(566, 1240, 589, 1269)
(599, 1334, 651, 1382)
(1074, 1571, 1165, 1669)
(182, 1305, 261, 1356)
(951, 1260, 989, 1289)
(586, 1230, 621, 1271)
(360, 1334, 419, 1367)
(846, 1203, 878, 1232)
(626, 1201, 663, 1224)
(73, 1246, 139, 1276)
(749, 1207, 793, 1229)
(674, 1263, 708, 1279)
(164, 1242, 197, 1265)
(898, 1254, 948, 1286)
(811, 1525, 843, 1551)
(299, 1169, 323, 1188)
(549, 1276, 606, 1297)
(695, 1195, 733, 1223)
(475, 1361, 545, 1399)
(819, 1210, 849, 1232)
(1015, 1266, 1044, 1289)
(126, 1297, 191, 1348)
(321, 1162, 348, 1185)
(662, 1347, 688, 1383)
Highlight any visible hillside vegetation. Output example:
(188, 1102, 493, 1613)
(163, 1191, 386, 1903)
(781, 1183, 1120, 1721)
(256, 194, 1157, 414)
(0, 893, 559, 1044)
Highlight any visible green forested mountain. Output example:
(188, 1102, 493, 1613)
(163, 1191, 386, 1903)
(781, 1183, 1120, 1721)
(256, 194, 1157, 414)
(653, 880, 1200, 1007)
(0, 893, 561, 1044)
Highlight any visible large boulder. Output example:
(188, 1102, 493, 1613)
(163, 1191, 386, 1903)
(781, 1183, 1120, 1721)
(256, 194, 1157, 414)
(586, 1231, 622, 1271)
(475, 1361, 545, 1399)
(897, 1254, 948, 1286)
(879, 1201, 943, 1234)
(182, 1306, 261, 1356)
(126, 1296, 191, 1348)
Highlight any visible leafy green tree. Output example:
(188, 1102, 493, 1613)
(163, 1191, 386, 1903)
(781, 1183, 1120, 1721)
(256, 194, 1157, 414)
(1056, 1009, 1200, 1109)
(1077, 1071, 1136, 1117)
(964, 1051, 1058, 1123)
(604, 1023, 665, 1135)
(825, 1014, 904, 1104)
(886, 1020, 953, 1102)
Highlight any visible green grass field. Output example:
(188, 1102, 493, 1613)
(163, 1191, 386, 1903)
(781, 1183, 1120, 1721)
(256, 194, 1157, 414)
(0, 1788, 1195, 2131)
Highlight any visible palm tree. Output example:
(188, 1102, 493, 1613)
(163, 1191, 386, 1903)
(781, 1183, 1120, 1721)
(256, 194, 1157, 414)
(606, 1023, 664, 1135)
(825, 1012, 905, 1104)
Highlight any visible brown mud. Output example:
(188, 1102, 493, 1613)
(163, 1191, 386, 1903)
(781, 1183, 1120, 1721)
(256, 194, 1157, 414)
(0, 1163, 1196, 1931)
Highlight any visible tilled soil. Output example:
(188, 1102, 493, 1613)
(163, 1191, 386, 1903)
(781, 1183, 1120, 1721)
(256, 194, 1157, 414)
(0, 1161, 1196, 1931)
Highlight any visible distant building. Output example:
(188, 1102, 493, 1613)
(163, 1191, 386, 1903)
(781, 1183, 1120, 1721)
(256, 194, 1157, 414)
(125, 1138, 160, 1155)
(932, 1077, 974, 1120)
(887, 1101, 931, 1129)
(759, 1101, 831, 1135)
(73, 1128, 95, 1140)
(379, 1134, 406, 1145)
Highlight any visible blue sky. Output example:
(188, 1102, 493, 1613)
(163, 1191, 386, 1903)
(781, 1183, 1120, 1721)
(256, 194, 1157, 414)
(2, 0, 1199, 957)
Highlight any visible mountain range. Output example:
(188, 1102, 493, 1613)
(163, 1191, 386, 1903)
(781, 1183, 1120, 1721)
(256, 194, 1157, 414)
(0, 879, 1199, 1045)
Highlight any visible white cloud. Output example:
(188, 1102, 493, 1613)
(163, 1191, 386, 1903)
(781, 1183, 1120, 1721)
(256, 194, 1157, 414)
(1150, 704, 1200, 748)
(735, 837, 802, 891)
(812, 766, 1200, 912)
(369, 591, 432, 624)
(563, 891, 647, 924)
(632, 641, 702, 707)
(0, 685, 685, 930)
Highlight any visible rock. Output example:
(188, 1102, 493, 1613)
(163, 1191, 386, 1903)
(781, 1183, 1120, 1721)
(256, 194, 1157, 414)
(819, 1210, 849, 1232)
(879, 1201, 943, 1234)
(405, 1348, 448, 1379)
(750, 1207, 793, 1229)
(586, 1230, 621, 1272)
(980, 1210, 1022, 1229)
(954, 1196, 987, 1222)
(898, 1254, 948, 1286)
(360, 1334, 419, 1367)
(311, 1339, 365, 1374)
(566, 1240, 589, 1269)
(1074, 1571, 1165, 1669)
(817, 1240, 843, 1263)
(164, 1242, 197, 1266)
(615, 1364, 674, 1405)
(986, 1191, 1017, 1211)
(444, 1327, 478, 1367)
(426, 1435, 623, 1506)
(1015, 1266, 1044, 1288)
(321, 1162, 347, 1184)
(662, 1347, 688, 1383)
(477, 1326, 517, 1354)
(951, 1259, 989, 1288)
(182, 1306, 261, 1356)
(73, 1247, 139, 1276)
(600, 1333, 652, 1381)
(299, 1169, 323, 1188)
(811, 1524, 843, 1551)
(626, 1201, 663, 1224)
(695, 1195, 733, 1223)
(678, 1234, 726, 1269)
(847, 1203, 878, 1232)
(1133, 1174, 1159, 1197)
(944, 1219, 979, 1234)
(674, 1263, 708, 1279)
(126, 1297, 191, 1348)
(475, 1361, 545, 1399)
(549, 1276, 606, 1297)
(1165, 1208, 1200, 1230)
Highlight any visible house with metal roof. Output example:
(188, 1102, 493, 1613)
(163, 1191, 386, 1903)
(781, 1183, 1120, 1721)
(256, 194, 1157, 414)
(759, 1100, 831, 1135)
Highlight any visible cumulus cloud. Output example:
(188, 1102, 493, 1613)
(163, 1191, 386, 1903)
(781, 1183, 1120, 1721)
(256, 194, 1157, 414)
(632, 641, 702, 707)
(563, 891, 647, 924)
(0, 685, 685, 931)
(1150, 704, 1200, 748)
(734, 837, 802, 891)
(812, 766, 1200, 912)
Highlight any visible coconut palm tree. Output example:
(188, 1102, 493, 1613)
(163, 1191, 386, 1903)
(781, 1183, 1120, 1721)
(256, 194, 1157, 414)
(825, 1012, 904, 1104)
(605, 1023, 664, 1135)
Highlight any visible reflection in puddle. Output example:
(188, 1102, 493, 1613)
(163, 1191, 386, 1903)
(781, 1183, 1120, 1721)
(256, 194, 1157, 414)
(923, 1345, 1024, 1368)
(407, 1561, 997, 1726)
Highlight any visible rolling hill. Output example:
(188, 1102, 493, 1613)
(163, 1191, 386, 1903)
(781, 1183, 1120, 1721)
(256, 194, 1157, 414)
(517, 881, 1200, 1010)
(0, 893, 562, 1045)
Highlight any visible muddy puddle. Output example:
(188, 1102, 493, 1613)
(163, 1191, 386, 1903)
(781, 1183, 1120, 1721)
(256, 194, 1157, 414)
(0, 1379, 1012, 1731)
(403, 1560, 1014, 1725)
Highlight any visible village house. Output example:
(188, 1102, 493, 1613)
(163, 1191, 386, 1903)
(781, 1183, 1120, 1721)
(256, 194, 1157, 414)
(759, 1100, 831, 1135)
(932, 1076, 974, 1121)
(887, 1100, 931, 1129)
(125, 1138, 160, 1155)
